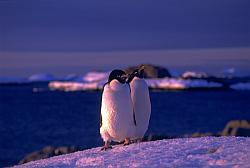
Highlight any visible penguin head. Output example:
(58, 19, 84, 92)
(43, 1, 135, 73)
(108, 69, 127, 84)
(133, 66, 145, 78)
(127, 66, 145, 83)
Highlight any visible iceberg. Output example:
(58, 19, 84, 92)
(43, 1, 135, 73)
(230, 82, 250, 90)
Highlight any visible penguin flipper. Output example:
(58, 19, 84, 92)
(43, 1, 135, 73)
(100, 82, 108, 128)
(126, 74, 133, 84)
(133, 108, 137, 126)
(100, 113, 102, 127)
(128, 84, 136, 126)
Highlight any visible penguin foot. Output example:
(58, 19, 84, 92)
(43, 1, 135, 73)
(101, 141, 112, 151)
(123, 138, 130, 146)
(101, 145, 112, 151)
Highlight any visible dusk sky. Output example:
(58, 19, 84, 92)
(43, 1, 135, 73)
(1, 0, 250, 77)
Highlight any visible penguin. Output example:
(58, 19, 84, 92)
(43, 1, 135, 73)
(100, 69, 136, 150)
(127, 66, 151, 142)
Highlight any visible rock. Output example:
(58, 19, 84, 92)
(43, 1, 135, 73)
(221, 120, 250, 136)
(125, 64, 172, 78)
(19, 146, 81, 165)
(187, 120, 250, 138)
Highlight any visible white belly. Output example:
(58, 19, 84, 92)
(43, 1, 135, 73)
(130, 77, 151, 139)
(100, 80, 135, 142)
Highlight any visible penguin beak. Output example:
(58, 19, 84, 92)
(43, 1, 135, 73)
(138, 66, 145, 78)
(139, 65, 145, 71)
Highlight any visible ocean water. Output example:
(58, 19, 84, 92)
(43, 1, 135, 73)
(0, 84, 250, 167)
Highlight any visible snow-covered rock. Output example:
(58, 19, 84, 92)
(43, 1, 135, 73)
(146, 78, 186, 89)
(29, 73, 56, 82)
(83, 72, 109, 83)
(182, 71, 208, 79)
(48, 71, 109, 91)
(230, 82, 250, 90)
(14, 137, 250, 168)
(146, 78, 222, 90)
(48, 81, 105, 91)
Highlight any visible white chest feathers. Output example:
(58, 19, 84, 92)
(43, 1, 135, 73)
(130, 77, 151, 139)
(100, 80, 135, 142)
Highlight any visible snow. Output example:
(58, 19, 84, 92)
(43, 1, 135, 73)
(14, 137, 250, 168)
(83, 72, 109, 83)
(182, 71, 208, 79)
(62, 72, 109, 83)
(146, 78, 222, 90)
(48, 81, 105, 91)
(230, 83, 250, 90)
(47, 72, 110, 91)
(28, 73, 56, 82)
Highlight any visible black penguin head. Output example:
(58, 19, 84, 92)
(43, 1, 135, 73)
(108, 69, 127, 84)
(127, 66, 145, 83)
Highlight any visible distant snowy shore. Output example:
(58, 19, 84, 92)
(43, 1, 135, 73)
(14, 137, 250, 168)
(48, 71, 250, 91)
(1, 71, 250, 91)
(49, 78, 223, 91)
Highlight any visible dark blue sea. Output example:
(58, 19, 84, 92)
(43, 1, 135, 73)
(0, 84, 250, 167)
